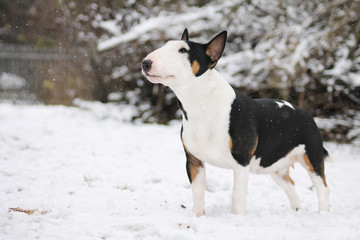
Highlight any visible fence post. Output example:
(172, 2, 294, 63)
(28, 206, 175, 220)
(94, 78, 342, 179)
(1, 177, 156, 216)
(0, 44, 93, 103)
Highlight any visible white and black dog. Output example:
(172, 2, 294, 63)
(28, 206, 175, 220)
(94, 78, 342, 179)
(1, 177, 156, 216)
(141, 29, 329, 216)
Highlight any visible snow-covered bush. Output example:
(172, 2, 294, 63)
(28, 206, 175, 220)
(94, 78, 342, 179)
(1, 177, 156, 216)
(1, 0, 359, 141)
(93, 0, 359, 141)
(0, 73, 27, 90)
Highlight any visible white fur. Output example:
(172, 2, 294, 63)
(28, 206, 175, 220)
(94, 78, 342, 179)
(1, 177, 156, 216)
(250, 145, 305, 211)
(232, 165, 250, 215)
(249, 145, 305, 174)
(143, 41, 238, 169)
(142, 41, 195, 87)
(271, 173, 301, 210)
(179, 70, 237, 169)
(191, 166, 206, 216)
(309, 173, 330, 212)
(276, 100, 295, 110)
(300, 162, 330, 212)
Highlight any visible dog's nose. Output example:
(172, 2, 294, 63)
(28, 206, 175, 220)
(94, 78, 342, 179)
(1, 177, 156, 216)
(141, 59, 152, 72)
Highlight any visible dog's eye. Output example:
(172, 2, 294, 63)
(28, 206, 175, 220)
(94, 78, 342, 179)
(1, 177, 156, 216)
(179, 48, 188, 53)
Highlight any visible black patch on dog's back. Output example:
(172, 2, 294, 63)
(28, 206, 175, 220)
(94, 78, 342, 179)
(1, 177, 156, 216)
(229, 89, 326, 174)
(252, 98, 325, 169)
(251, 99, 303, 167)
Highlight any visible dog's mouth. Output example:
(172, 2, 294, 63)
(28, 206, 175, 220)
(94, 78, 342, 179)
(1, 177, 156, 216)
(145, 73, 162, 78)
(143, 72, 175, 81)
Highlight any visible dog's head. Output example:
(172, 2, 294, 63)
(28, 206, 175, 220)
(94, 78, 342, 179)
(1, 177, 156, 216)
(142, 29, 227, 86)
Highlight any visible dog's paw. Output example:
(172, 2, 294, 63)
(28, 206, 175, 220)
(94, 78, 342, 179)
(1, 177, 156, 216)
(195, 210, 206, 217)
(193, 206, 206, 217)
(318, 205, 330, 214)
(231, 206, 246, 215)
(290, 203, 301, 211)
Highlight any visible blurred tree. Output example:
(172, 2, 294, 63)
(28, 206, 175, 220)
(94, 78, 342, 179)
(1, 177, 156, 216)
(1, 0, 359, 141)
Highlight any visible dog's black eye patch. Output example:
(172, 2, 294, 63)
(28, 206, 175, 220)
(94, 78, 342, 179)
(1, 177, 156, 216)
(186, 41, 212, 77)
(179, 48, 188, 53)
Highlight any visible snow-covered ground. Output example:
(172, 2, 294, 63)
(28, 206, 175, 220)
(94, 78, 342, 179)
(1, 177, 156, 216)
(1, 101, 360, 240)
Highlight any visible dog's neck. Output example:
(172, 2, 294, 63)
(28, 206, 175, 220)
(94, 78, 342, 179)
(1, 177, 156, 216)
(169, 69, 235, 116)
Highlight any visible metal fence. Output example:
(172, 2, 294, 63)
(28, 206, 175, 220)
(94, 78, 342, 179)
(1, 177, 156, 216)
(0, 44, 92, 103)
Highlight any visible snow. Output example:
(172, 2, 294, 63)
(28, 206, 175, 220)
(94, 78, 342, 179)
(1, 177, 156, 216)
(97, 13, 180, 52)
(315, 115, 360, 145)
(1, 102, 360, 240)
(97, 3, 225, 52)
(96, 0, 359, 92)
(0, 73, 27, 90)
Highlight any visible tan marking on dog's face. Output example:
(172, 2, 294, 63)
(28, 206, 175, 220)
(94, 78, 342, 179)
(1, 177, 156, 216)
(205, 48, 211, 57)
(192, 60, 200, 75)
(282, 170, 295, 185)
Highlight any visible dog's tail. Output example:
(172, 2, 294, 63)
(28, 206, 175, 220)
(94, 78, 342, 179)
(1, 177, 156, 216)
(323, 147, 335, 162)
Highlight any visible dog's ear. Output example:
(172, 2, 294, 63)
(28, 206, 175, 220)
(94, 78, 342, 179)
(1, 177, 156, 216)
(181, 28, 189, 41)
(206, 31, 227, 69)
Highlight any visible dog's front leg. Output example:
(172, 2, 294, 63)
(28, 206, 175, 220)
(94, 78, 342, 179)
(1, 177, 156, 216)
(231, 164, 250, 215)
(185, 152, 206, 217)
(190, 166, 206, 216)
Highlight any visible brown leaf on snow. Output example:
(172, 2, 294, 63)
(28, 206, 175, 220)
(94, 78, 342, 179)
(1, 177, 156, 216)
(8, 207, 49, 215)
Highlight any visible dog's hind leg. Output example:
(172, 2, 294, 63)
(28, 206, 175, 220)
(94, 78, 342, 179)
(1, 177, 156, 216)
(271, 169, 301, 211)
(301, 151, 330, 212)
(309, 171, 329, 212)
(231, 164, 250, 215)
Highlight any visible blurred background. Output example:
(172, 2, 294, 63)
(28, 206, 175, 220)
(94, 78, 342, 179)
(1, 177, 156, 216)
(0, 0, 359, 143)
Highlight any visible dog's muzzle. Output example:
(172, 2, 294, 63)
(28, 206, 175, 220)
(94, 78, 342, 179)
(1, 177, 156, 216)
(141, 59, 152, 72)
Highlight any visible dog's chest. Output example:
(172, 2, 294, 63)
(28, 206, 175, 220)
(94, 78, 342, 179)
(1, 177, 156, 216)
(181, 100, 237, 169)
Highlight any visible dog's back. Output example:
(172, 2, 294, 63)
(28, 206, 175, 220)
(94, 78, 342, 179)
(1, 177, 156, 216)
(230, 90, 328, 181)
